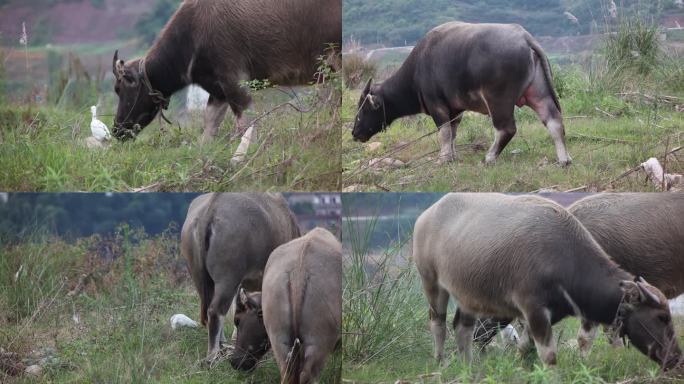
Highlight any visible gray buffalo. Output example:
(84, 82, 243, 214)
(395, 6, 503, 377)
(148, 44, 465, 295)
(112, 0, 341, 140)
(568, 193, 684, 355)
(231, 227, 342, 383)
(413, 193, 680, 368)
(180, 193, 300, 364)
(353, 22, 571, 166)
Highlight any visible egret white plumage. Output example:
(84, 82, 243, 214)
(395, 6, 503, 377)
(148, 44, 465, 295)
(90, 105, 111, 142)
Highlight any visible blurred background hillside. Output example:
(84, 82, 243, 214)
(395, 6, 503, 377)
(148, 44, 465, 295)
(343, 0, 684, 47)
(0, 192, 341, 241)
(0, 0, 181, 103)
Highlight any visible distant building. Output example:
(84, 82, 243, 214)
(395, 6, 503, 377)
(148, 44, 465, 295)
(286, 193, 342, 236)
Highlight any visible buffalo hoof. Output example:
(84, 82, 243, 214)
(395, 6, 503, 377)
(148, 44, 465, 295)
(483, 156, 497, 166)
(199, 133, 216, 146)
(436, 155, 454, 164)
(558, 158, 572, 167)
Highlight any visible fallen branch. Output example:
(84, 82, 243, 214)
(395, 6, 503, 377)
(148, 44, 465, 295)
(607, 145, 683, 188)
(595, 107, 616, 118)
(564, 185, 588, 192)
(129, 182, 162, 192)
(567, 132, 635, 144)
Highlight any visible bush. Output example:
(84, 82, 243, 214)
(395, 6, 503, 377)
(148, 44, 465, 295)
(342, 53, 377, 89)
(603, 17, 662, 77)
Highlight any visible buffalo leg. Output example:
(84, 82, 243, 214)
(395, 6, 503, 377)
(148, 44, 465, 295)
(473, 317, 513, 348)
(485, 107, 517, 164)
(431, 106, 457, 164)
(522, 306, 557, 365)
(202, 95, 229, 143)
(420, 277, 449, 362)
(524, 70, 572, 166)
(453, 308, 477, 363)
(577, 319, 598, 358)
(206, 281, 240, 361)
(271, 337, 295, 382)
(299, 345, 327, 384)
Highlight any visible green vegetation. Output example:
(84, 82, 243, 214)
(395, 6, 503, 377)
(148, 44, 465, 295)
(342, 209, 684, 383)
(0, 193, 196, 241)
(0, 227, 341, 383)
(134, 0, 183, 47)
(0, 83, 342, 191)
(343, 0, 682, 46)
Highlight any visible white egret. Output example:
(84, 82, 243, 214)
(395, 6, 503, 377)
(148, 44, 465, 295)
(90, 105, 111, 142)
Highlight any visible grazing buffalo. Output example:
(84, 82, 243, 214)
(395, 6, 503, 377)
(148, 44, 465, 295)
(230, 227, 342, 383)
(353, 22, 571, 166)
(413, 193, 680, 368)
(112, 0, 341, 140)
(568, 193, 684, 355)
(180, 193, 300, 362)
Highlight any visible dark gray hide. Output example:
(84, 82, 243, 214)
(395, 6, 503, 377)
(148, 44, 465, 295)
(413, 193, 681, 369)
(180, 193, 300, 365)
(353, 22, 571, 166)
(568, 193, 684, 356)
(112, 0, 341, 140)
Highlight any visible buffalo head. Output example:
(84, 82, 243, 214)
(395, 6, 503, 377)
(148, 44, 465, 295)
(230, 289, 270, 371)
(111, 50, 162, 140)
(618, 277, 681, 370)
(352, 78, 386, 142)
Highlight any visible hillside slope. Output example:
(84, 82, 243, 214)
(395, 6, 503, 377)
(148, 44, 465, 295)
(343, 0, 684, 46)
(0, 0, 153, 46)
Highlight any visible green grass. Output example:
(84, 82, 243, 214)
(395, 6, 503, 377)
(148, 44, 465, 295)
(341, 88, 684, 192)
(0, 88, 341, 192)
(342, 214, 684, 383)
(0, 229, 341, 383)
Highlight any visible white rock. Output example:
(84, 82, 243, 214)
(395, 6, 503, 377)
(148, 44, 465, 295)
(500, 324, 519, 347)
(170, 313, 199, 330)
(367, 142, 382, 152)
(671, 294, 684, 315)
(368, 157, 405, 169)
(85, 136, 108, 149)
(25, 364, 42, 376)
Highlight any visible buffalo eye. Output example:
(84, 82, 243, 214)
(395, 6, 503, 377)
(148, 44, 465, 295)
(659, 314, 670, 324)
(114, 85, 120, 94)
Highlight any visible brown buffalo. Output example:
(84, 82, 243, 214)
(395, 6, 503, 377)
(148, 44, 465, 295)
(413, 193, 681, 369)
(112, 0, 341, 140)
(180, 193, 300, 364)
(231, 228, 342, 383)
(568, 193, 684, 355)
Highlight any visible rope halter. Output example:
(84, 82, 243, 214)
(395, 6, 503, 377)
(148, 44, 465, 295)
(138, 59, 172, 125)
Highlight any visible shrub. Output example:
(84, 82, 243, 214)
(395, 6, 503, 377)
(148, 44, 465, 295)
(342, 53, 377, 89)
(603, 17, 662, 77)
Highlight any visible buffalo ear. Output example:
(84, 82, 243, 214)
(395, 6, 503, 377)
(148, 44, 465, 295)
(635, 279, 663, 306)
(113, 51, 127, 79)
(112, 50, 119, 77)
(620, 280, 641, 304)
(362, 77, 372, 95)
(237, 287, 249, 311)
(367, 94, 381, 110)
(239, 289, 262, 311)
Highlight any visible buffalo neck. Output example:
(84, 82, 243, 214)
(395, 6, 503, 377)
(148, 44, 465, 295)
(380, 65, 422, 125)
(143, 11, 194, 98)
(567, 252, 632, 325)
